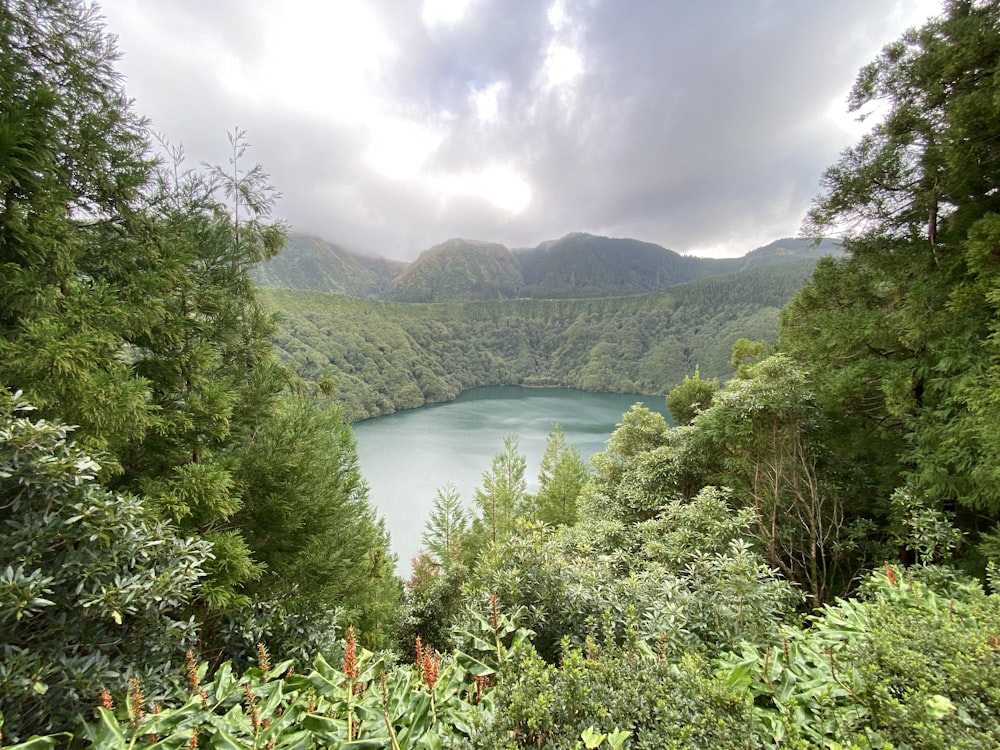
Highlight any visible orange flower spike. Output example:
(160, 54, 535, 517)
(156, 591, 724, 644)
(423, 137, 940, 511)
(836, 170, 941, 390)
(414, 636, 425, 681)
(128, 675, 145, 725)
(885, 562, 897, 586)
(422, 648, 439, 690)
(257, 642, 271, 673)
(186, 650, 200, 690)
(489, 592, 500, 630)
(98, 687, 114, 711)
(343, 625, 359, 680)
(244, 683, 260, 733)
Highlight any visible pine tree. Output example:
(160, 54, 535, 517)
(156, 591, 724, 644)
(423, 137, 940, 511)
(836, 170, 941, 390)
(0, 0, 158, 461)
(531, 424, 587, 526)
(422, 482, 470, 565)
(474, 432, 527, 544)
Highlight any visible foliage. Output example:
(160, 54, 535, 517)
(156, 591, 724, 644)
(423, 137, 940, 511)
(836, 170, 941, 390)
(724, 565, 1000, 748)
(472, 432, 528, 546)
(0, 0, 402, 702)
(665, 365, 716, 425)
(787, 0, 1000, 570)
(265, 259, 816, 421)
(230, 391, 401, 654)
(421, 482, 470, 566)
(478, 641, 753, 750)
(0, 390, 210, 741)
(0, 0, 157, 461)
(527, 424, 588, 527)
(469, 488, 797, 663)
(6, 626, 501, 749)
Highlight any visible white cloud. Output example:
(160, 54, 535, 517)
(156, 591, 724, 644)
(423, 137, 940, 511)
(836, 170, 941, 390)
(422, 0, 474, 27)
(434, 166, 533, 214)
(366, 118, 446, 180)
(543, 42, 583, 88)
(470, 81, 506, 124)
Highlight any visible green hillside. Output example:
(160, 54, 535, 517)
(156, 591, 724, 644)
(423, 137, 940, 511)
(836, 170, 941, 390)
(255, 231, 840, 302)
(251, 233, 406, 297)
(514, 233, 704, 298)
(387, 238, 523, 302)
(265, 259, 816, 421)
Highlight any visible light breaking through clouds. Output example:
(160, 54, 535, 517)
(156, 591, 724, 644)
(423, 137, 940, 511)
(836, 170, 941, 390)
(98, 0, 941, 259)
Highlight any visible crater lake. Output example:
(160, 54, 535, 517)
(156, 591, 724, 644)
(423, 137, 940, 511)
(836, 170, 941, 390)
(352, 386, 670, 574)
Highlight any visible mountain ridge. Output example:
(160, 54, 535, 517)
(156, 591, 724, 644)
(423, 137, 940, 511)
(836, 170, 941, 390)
(252, 231, 841, 301)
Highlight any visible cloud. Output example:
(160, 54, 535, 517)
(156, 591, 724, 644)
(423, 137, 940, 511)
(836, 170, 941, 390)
(98, 0, 943, 258)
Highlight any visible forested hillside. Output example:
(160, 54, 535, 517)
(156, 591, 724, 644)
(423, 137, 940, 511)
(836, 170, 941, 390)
(254, 229, 841, 301)
(387, 239, 523, 302)
(250, 234, 406, 297)
(7, 2, 1000, 748)
(266, 260, 815, 420)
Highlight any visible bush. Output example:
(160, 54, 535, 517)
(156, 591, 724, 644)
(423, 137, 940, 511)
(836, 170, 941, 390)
(0, 390, 210, 740)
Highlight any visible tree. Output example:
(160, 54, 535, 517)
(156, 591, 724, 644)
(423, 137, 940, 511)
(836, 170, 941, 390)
(422, 482, 470, 565)
(0, 0, 158, 462)
(529, 424, 587, 526)
(693, 355, 851, 605)
(0, 390, 210, 741)
(231, 390, 401, 654)
(666, 366, 717, 425)
(789, 0, 1000, 569)
(473, 432, 527, 544)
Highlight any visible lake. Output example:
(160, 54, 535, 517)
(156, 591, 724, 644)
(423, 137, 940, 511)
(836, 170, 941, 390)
(352, 386, 670, 575)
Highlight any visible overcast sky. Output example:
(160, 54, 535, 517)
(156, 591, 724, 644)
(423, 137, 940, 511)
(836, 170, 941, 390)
(97, 0, 941, 260)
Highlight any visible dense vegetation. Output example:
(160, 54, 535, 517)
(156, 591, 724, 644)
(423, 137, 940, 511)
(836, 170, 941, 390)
(250, 234, 406, 298)
(267, 260, 815, 421)
(5, 0, 1000, 748)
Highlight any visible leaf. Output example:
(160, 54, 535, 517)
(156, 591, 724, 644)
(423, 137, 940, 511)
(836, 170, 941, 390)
(3, 735, 73, 749)
(88, 708, 128, 750)
(453, 650, 495, 677)
(581, 725, 607, 748)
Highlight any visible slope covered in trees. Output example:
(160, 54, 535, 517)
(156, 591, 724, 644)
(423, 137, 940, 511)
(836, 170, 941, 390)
(266, 260, 816, 421)
(254, 230, 841, 302)
(250, 234, 405, 297)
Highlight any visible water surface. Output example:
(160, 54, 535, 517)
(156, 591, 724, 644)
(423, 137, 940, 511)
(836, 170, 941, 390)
(352, 387, 669, 574)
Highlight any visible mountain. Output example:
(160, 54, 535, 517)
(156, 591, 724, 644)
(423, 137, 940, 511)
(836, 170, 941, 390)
(254, 231, 841, 303)
(251, 233, 406, 298)
(514, 233, 707, 298)
(387, 239, 523, 302)
(727, 237, 844, 270)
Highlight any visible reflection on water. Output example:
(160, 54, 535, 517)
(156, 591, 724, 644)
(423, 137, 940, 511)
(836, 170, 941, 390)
(352, 387, 669, 575)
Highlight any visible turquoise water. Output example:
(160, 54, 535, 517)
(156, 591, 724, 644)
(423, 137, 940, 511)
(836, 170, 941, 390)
(352, 387, 669, 574)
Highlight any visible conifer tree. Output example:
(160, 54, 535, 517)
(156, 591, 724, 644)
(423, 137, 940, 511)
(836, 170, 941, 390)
(530, 424, 587, 526)
(474, 432, 527, 544)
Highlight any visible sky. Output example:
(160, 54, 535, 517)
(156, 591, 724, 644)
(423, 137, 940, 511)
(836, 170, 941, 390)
(96, 0, 942, 260)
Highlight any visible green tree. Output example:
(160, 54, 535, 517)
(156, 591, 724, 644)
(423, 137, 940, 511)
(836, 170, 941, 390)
(0, 0, 157, 461)
(473, 432, 527, 544)
(666, 365, 717, 424)
(693, 355, 850, 604)
(109, 136, 288, 637)
(231, 391, 401, 654)
(0, 390, 210, 741)
(789, 0, 1000, 569)
(529, 424, 587, 526)
(422, 482, 470, 566)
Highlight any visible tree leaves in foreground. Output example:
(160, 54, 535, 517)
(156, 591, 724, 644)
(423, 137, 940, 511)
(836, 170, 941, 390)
(0, 390, 210, 740)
